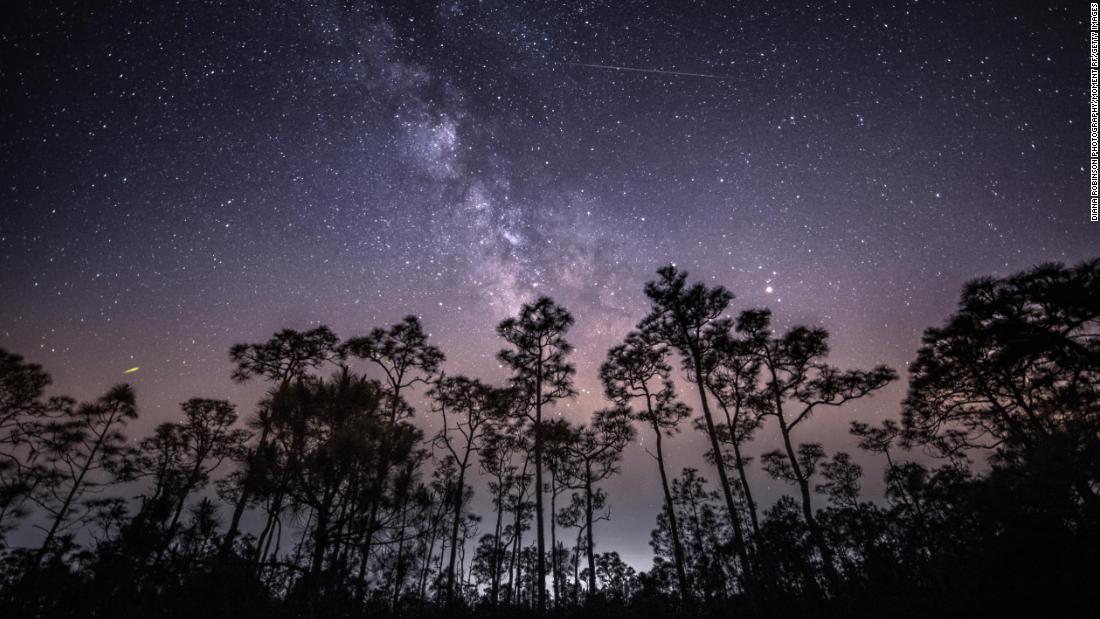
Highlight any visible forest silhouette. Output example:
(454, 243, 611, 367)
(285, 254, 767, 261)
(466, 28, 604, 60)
(1, 260, 1097, 618)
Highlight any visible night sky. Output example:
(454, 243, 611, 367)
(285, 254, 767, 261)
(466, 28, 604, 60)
(0, 1, 1093, 566)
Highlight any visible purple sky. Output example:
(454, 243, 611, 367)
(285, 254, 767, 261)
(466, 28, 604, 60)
(1, 1, 1092, 567)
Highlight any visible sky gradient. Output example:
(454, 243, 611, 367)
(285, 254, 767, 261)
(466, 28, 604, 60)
(0, 1, 1092, 567)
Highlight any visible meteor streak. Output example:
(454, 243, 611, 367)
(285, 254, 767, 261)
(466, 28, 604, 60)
(557, 62, 733, 80)
(123, 366, 140, 374)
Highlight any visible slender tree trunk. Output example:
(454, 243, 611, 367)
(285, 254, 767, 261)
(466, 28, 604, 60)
(355, 523, 375, 605)
(446, 451, 471, 603)
(255, 507, 278, 566)
(715, 396, 762, 540)
(491, 478, 505, 605)
(355, 385, 406, 597)
(533, 357, 547, 612)
(37, 412, 117, 563)
(776, 411, 841, 594)
(331, 482, 354, 570)
(417, 502, 443, 610)
(431, 534, 444, 602)
(573, 527, 582, 605)
(38, 462, 92, 562)
(550, 473, 560, 606)
(260, 515, 283, 576)
(305, 498, 333, 603)
(156, 458, 206, 563)
(730, 439, 760, 538)
(584, 465, 597, 599)
(509, 502, 522, 605)
(652, 422, 691, 602)
(355, 473, 390, 604)
(689, 352, 754, 586)
(220, 422, 271, 557)
(458, 519, 470, 595)
(392, 490, 410, 608)
(252, 492, 279, 564)
(290, 508, 313, 566)
(685, 486, 709, 599)
(356, 501, 387, 606)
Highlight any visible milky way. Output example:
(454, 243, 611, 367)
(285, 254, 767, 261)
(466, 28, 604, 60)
(0, 2, 1092, 565)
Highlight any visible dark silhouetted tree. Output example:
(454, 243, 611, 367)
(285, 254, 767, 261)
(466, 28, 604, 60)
(429, 375, 505, 603)
(593, 551, 637, 601)
(815, 452, 862, 510)
(541, 417, 576, 606)
(560, 408, 634, 599)
(342, 315, 443, 595)
(276, 369, 393, 606)
(220, 326, 342, 556)
(640, 265, 755, 591)
(496, 296, 576, 612)
(0, 349, 68, 542)
(477, 422, 518, 606)
(739, 307, 896, 593)
(155, 399, 244, 561)
(342, 315, 444, 425)
(651, 468, 737, 601)
(31, 385, 137, 563)
(903, 259, 1100, 515)
(1, 258, 1097, 618)
(705, 331, 767, 541)
(601, 329, 693, 602)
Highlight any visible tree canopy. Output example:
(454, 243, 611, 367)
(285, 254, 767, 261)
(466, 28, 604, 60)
(0, 259, 1097, 618)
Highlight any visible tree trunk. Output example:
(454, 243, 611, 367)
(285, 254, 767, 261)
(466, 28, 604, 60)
(730, 438, 760, 538)
(715, 395, 762, 540)
(550, 472, 560, 606)
(584, 465, 597, 599)
(254, 500, 278, 565)
(38, 462, 91, 562)
(491, 478, 505, 605)
(573, 527, 582, 605)
(417, 502, 442, 610)
(305, 500, 332, 603)
(354, 503, 378, 605)
(508, 502, 522, 605)
(37, 411, 117, 563)
(220, 422, 271, 557)
(690, 352, 754, 586)
(653, 422, 691, 602)
(777, 412, 841, 594)
(392, 489, 411, 608)
(156, 457, 206, 563)
(446, 450, 471, 603)
(533, 357, 547, 612)
(356, 462, 393, 604)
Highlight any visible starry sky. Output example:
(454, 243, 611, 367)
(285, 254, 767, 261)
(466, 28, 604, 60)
(0, 1, 1093, 566)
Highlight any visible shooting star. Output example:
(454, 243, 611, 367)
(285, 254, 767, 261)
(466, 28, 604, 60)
(556, 62, 734, 80)
(123, 366, 140, 374)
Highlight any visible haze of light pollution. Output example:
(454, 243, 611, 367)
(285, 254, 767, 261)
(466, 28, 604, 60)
(0, 0, 1092, 583)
